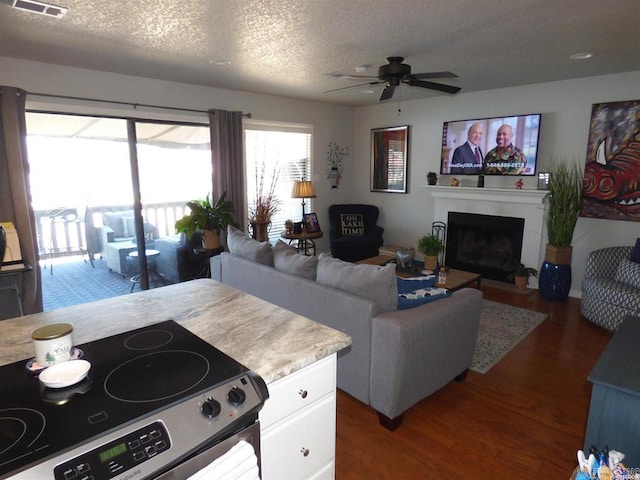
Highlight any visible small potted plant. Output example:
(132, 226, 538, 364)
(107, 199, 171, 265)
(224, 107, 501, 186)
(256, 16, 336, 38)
(417, 234, 444, 271)
(427, 171, 438, 185)
(508, 263, 538, 290)
(175, 192, 235, 249)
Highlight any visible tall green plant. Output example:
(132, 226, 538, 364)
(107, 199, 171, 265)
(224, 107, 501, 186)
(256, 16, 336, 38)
(546, 160, 582, 247)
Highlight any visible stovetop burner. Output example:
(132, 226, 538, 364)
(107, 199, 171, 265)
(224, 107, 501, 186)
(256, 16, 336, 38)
(0, 320, 268, 479)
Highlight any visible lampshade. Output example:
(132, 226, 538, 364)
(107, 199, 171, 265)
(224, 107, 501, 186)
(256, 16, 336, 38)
(291, 180, 317, 199)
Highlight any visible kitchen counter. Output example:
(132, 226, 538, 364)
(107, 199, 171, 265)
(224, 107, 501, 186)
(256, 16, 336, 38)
(0, 279, 352, 384)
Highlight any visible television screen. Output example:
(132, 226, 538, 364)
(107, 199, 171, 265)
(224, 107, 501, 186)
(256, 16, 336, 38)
(440, 113, 541, 176)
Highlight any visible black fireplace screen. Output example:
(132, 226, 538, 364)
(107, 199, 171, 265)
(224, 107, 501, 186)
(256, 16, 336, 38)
(445, 212, 525, 282)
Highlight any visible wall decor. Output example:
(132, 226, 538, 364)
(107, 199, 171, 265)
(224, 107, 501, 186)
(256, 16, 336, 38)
(326, 142, 348, 189)
(371, 125, 409, 193)
(581, 99, 640, 222)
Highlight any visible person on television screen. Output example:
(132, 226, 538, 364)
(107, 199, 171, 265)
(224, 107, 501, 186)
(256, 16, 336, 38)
(483, 124, 527, 174)
(450, 123, 483, 174)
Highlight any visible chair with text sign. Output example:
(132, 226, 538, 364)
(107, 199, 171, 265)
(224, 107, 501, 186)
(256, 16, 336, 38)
(328, 204, 384, 262)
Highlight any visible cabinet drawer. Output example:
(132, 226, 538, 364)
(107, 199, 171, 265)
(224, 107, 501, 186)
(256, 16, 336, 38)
(260, 354, 336, 429)
(261, 395, 336, 480)
(307, 461, 334, 480)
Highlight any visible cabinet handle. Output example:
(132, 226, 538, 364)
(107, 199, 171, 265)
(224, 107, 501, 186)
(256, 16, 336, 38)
(298, 389, 308, 399)
(300, 447, 310, 457)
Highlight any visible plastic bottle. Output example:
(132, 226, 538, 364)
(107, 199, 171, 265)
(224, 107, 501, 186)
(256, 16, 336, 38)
(438, 266, 447, 285)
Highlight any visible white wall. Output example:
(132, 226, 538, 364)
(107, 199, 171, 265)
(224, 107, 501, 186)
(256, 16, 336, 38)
(353, 71, 640, 297)
(0, 56, 354, 253)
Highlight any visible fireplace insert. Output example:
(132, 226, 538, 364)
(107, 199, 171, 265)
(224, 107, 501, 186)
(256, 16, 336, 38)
(445, 212, 525, 282)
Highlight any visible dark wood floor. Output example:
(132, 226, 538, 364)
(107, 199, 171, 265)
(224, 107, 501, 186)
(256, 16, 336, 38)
(334, 283, 612, 479)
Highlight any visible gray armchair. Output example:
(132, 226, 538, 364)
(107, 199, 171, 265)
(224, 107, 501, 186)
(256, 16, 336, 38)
(581, 246, 640, 331)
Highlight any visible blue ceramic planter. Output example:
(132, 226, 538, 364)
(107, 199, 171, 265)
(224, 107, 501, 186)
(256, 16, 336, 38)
(539, 261, 571, 301)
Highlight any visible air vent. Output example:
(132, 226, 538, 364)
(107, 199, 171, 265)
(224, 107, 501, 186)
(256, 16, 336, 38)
(1, 0, 67, 18)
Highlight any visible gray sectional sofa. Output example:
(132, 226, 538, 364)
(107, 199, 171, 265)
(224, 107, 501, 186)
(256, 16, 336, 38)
(210, 229, 483, 430)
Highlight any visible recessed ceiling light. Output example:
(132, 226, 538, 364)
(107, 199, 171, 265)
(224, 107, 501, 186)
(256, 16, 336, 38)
(570, 52, 593, 60)
(210, 60, 231, 66)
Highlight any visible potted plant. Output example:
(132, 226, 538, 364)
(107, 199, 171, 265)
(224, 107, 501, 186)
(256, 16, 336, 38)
(507, 263, 538, 290)
(417, 234, 444, 271)
(249, 160, 281, 241)
(539, 159, 582, 301)
(175, 192, 234, 249)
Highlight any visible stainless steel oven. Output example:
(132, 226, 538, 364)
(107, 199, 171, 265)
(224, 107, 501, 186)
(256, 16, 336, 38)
(0, 320, 269, 480)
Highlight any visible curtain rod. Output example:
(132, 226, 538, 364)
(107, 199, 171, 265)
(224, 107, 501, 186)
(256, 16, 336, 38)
(26, 91, 252, 118)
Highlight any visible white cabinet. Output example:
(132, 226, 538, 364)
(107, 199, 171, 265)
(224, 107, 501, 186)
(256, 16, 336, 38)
(260, 354, 337, 480)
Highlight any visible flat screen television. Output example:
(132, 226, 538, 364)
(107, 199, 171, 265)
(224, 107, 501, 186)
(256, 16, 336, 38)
(440, 113, 541, 175)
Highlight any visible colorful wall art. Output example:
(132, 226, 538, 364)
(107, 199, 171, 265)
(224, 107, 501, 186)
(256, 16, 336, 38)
(581, 100, 640, 222)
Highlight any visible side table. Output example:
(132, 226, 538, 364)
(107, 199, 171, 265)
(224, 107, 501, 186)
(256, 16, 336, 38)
(584, 315, 640, 467)
(128, 249, 167, 292)
(0, 262, 32, 318)
(193, 246, 224, 278)
(280, 231, 323, 256)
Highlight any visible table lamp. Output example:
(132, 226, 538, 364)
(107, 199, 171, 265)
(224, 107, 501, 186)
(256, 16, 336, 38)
(291, 178, 316, 222)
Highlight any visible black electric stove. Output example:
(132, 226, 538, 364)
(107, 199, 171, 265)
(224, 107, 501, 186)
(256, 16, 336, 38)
(0, 320, 268, 480)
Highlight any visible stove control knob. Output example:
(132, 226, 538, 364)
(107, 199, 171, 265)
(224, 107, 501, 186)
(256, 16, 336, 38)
(227, 387, 246, 406)
(201, 397, 221, 418)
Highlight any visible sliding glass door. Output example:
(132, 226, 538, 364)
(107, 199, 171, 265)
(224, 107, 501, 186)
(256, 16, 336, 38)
(26, 112, 212, 311)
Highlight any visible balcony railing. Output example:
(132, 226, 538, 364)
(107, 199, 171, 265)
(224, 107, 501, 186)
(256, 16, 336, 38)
(35, 202, 190, 261)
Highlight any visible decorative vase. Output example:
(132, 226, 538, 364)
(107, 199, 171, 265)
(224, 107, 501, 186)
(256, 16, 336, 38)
(539, 244, 573, 301)
(250, 222, 270, 242)
(424, 255, 438, 271)
(201, 229, 221, 249)
(427, 173, 437, 185)
(539, 261, 571, 301)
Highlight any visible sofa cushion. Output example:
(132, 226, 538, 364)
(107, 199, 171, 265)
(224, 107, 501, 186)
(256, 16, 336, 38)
(103, 211, 135, 238)
(631, 238, 640, 263)
(397, 276, 451, 310)
(614, 258, 640, 289)
(340, 213, 365, 236)
(316, 253, 397, 312)
(273, 240, 317, 280)
(227, 226, 273, 266)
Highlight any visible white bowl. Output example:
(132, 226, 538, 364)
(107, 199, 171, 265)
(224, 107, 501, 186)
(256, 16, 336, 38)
(39, 360, 91, 389)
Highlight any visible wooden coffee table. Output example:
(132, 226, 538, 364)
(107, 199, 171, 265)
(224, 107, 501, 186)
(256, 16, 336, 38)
(358, 254, 481, 291)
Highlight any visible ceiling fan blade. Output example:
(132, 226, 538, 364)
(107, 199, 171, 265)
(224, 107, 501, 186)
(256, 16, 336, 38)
(380, 84, 395, 101)
(407, 78, 461, 95)
(324, 81, 384, 94)
(411, 71, 458, 80)
(325, 72, 379, 80)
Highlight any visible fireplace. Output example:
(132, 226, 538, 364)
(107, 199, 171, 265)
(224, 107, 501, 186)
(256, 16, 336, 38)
(445, 212, 525, 282)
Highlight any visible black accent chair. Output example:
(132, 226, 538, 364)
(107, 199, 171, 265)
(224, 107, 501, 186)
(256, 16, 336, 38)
(154, 232, 205, 284)
(328, 204, 384, 262)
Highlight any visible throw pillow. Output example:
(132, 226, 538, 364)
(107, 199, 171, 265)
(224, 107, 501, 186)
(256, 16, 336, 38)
(631, 238, 640, 263)
(227, 226, 273, 266)
(397, 276, 451, 310)
(273, 240, 317, 280)
(316, 253, 397, 312)
(614, 257, 640, 289)
(340, 214, 364, 236)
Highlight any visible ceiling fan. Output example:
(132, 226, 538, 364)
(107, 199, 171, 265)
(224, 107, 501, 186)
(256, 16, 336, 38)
(325, 56, 461, 101)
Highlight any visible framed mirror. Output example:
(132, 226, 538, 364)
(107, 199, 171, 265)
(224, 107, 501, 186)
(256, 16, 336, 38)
(370, 125, 409, 193)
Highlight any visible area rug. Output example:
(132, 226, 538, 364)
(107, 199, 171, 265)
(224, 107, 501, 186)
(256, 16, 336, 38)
(471, 299, 547, 374)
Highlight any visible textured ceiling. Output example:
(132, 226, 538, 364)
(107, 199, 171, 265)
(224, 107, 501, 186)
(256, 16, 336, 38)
(0, 0, 639, 106)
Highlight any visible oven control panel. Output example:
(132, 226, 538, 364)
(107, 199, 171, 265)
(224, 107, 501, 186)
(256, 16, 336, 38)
(53, 421, 171, 480)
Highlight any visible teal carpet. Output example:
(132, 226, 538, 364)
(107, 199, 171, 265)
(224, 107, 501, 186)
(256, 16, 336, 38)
(471, 300, 547, 374)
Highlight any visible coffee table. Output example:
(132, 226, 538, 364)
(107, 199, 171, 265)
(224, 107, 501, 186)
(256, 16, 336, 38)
(358, 254, 481, 291)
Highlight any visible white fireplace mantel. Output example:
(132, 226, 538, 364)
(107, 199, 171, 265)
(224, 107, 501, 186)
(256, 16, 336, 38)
(425, 185, 549, 285)
(425, 186, 549, 205)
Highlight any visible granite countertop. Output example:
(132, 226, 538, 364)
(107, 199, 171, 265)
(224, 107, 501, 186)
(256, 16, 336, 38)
(0, 279, 352, 384)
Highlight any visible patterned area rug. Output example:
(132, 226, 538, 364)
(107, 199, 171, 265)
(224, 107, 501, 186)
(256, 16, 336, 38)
(471, 299, 547, 374)
(41, 257, 132, 311)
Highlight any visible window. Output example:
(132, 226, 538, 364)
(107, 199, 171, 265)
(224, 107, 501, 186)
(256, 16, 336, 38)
(245, 124, 312, 244)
